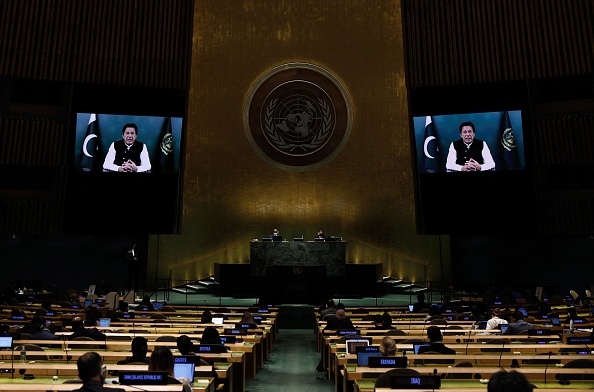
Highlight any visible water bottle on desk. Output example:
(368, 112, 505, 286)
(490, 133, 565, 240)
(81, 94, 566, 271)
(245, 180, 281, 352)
(20, 347, 26, 363)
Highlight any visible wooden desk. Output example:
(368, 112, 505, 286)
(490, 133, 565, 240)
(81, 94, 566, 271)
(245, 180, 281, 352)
(0, 363, 227, 392)
(32, 335, 259, 381)
(3, 350, 245, 392)
(0, 381, 191, 391)
(348, 365, 594, 381)
(368, 381, 594, 392)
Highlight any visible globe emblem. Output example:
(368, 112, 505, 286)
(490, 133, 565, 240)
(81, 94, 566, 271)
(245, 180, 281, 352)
(265, 93, 332, 155)
(244, 62, 353, 171)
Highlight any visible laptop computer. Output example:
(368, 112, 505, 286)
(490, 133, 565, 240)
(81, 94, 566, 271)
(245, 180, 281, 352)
(413, 342, 431, 354)
(500, 323, 510, 334)
(356, 346, 382, 366)
(271, 236, 283, 242)
(173, 359, 196, 386)
(345, 338, 371, 355)
(211, 317, 224, 325)
(517, 307, 528, 317)
(0, 335, 13, 349)
(98, 318, 111, 327)
(152, 302, 164, 311)
(478, 320, 488, 330)
(550, 317, 561, 326)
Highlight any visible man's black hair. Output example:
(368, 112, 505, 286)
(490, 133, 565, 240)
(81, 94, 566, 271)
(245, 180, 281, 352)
(426, 326, 443, 342)
(131, 336, 148, 355)
(77, 352, 102, 383)
(459, 121, 475, 133)
(121, 123, 138, 135)
(177, 335, 194, 355)
(488, 370, 533, 392)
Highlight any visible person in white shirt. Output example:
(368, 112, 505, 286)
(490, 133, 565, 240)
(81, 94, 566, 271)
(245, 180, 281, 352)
(486, 308, 508, 330)
(103, 123, 151, 172)
(446, 121, 495, 172)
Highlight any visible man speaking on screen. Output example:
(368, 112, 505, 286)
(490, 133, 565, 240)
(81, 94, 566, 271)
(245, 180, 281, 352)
(103, 123, 152, 172)
(446, 121, 495, 172)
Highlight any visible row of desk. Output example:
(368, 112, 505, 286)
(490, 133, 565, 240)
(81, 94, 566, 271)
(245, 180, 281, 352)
(0, 304, 280, 392)
(316, 308, 594, 392)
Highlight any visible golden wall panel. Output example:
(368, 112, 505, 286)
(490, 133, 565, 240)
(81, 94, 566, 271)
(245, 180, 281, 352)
(148, 0, 451, 289)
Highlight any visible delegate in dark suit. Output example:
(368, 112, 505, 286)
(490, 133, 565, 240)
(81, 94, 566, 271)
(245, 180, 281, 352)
(418, 342, 456, 355)
(504, 311, 534, 335)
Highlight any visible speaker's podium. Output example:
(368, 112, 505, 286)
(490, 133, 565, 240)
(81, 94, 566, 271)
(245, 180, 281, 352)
(249, 239, 346, 304)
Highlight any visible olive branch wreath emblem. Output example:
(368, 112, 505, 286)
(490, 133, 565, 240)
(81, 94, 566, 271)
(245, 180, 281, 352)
(265, 97, 332, 153)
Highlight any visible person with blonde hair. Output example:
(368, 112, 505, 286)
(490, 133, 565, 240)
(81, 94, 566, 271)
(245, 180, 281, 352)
(379, 336, 397, 356)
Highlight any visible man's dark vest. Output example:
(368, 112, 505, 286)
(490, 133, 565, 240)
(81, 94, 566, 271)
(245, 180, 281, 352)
(453, 139, 484, 165)
(113, 140, 143, 166)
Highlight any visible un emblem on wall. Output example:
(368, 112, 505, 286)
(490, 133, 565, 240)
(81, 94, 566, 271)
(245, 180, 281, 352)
(244, 63, 353, 171)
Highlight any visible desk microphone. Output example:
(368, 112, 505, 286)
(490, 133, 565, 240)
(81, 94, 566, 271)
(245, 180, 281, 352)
(544, 351, 553, 383)
(62, 336, 70, 363)
(465, 329, 472, 355)
(498, 341, 506, 367)
(10, 342, 14, 379)
(421, 319, 428, 338)
(407, 312, 413, 334)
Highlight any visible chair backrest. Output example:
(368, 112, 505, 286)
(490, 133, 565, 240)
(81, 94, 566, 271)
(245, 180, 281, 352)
(62, 379, 83, 384)
(162, 306, 176, 312)
(156, 335, 178, 342)
(443, 325, 465, 336)
(72, 336, 103, 350)
(484, 338, 508, 344)
(151, 313, 168, 320)
(414, 351, 453, 365)
(14, 344, 48, 361)
(107, 335, 132, 341)
(429, 319, 447, 325)
(337, 335, 361, 344)
(561, 359, 594, 381)
(123, 291, 135, 304)
(455, 312, 473, 321)
(564, 359, 594, 368)
(386, 329, 408, 336)
(374, 368, 419, 388)
(352, 308, 369, 314)
(444, 361, 474, 379)
(570, 290, 582, 306)
(105, 291, 119, 310)
(569, 290, 580, 300)
(399, 338, 424, 344)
